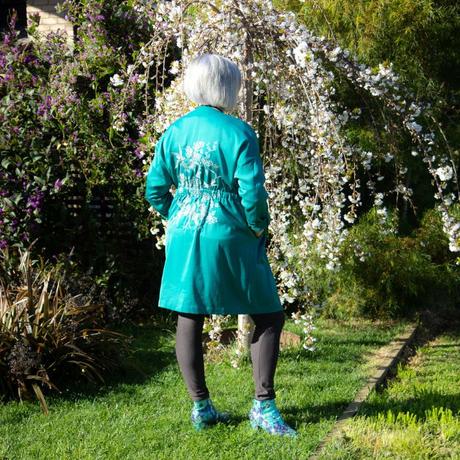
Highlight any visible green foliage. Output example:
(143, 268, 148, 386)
(283, 0, 460, 96)
(0, 13, 144, 245)
(0, 246, 132, 413)
(322, 206, 460, 319)
(0, 16, 71, 249)
(273, 204, 460, 321)
(0, 6, 165, 322)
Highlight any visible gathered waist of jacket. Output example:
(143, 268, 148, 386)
(176, 185, 239, 198)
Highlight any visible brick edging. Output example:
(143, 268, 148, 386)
(308, 322, 419, 460)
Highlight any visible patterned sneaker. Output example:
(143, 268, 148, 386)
(191, 398, 231, 431)
(248, 398, 297, 437)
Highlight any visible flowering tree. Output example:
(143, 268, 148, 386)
(96, 0, 459, 361)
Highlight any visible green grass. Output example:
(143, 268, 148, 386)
(318, 329, 460, 459)
(0, 315, 411, 460)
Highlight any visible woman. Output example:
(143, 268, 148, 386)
(144, 53, 297, 437)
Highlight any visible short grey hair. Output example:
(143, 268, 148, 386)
(182, 54, 242, 111)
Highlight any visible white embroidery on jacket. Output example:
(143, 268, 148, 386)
(169, 140, 222, 229)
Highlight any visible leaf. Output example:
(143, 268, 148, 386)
(67, 360, 105, 383)
(25, 374, 60, 392)
(33, 176, 45, 186)
(31, 382, 49, 415)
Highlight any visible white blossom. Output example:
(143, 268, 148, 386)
(110, 73, 124, 87)
(436, 165, 453, 181)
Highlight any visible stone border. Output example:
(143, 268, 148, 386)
(308, 322, 419, 460)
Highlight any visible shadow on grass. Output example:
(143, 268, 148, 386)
(355, 391, 460, 421)
(47, 318, 179, 403)
(431, 344, 460, 349)
(210, 399, 353, 427)
(348, 325, 460, 421)
(281, 399, 355, 426)
(1, 404, 36, 426)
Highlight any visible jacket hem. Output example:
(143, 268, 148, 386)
(157, 304, 283, 315)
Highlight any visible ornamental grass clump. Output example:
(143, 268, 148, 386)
(0, 246, 133, 414)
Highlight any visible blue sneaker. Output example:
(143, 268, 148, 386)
(191, 398, 231, 431)
(249, 398, 297, 437)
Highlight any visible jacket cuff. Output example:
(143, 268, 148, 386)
(249, 223, 268, 236)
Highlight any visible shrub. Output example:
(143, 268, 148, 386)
(322, 206, 460, 319)
(0, 10, 164, 321)
(0, 245, 133, 414)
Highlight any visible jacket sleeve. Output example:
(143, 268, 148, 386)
(234, 130, 270, 236)
(144, 133, 174, 220)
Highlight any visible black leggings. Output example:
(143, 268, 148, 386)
(175, 311, 285, 401)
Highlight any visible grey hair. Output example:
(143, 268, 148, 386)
(182, 54, 242, 111)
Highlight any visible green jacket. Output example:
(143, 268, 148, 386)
(145, 104, 282, 315)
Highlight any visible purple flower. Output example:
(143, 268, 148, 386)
(26, 190, 44, 210)
(0, 239, 7, 250)
(54, 178, 63, 191)
(1, 71, 14, 83)
(86, 13, 105, 22)
(37, 95, 53, 117)
(24, 54, 38, 66)
(129, 73, 140, 84)
(134, 147, 145, 159)
(68, 93, 79, 103)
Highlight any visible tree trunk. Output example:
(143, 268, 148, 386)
(238, 29, 255, 353)
(238, 314, 255, 352)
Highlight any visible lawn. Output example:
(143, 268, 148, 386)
(0, 314, 411, 460)
(317, 328, 460, 459)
